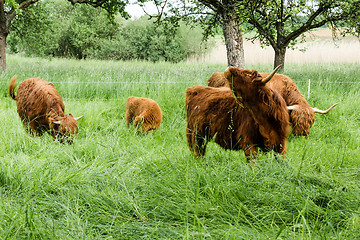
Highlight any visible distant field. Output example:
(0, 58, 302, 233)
(0, 55, 359, 239)
(199, 29, 360, 65)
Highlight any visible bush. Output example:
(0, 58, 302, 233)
(8, 1, 213, 63)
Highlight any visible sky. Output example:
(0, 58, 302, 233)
(125, 2, 158, 19)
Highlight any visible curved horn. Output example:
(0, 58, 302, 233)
(313, 103, 340, 114)
(53, 120, 61, 125)
(287, 105, 298, 111)
(74, 115, 84, 121)
(261, 64, 282, 84)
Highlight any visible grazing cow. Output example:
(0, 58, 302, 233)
(261, 73, 339, 136)
(126, 96, 163, 132)
(207, 72, 338, 136)
(9, 76, 83, 143)
(186, 66, 290, 161)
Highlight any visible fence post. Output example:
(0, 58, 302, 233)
(307, 79, 311, 99)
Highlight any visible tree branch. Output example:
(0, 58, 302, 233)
(198, 0, 222, 13)
(68, 0, 108, 7)
(7, 0, 40, 25)
(143, 0, 168, 23)
(283, 3, 341, 46)
(248, 14, 276, 49)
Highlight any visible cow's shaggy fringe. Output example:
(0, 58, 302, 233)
(257, 87, 290, 144)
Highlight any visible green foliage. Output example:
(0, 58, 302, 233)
(147, 0, 360, 69)
(244, 0, 360, 48)
(4, 0, 21, 14)
(9, 1, 120, 59)
(112, 18, 210, 62)
(1, 56, 360, 238)
(8, 0, 63, 57)
(8, 0, 213, 63)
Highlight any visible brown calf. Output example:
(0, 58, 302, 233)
(126, 96, 163, 132)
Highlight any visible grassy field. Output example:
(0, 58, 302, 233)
(0, 55, 360, 239)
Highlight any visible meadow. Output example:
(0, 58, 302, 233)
(0, 55, 360, 239)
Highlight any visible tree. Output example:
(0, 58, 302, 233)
(244, 0, 360, 71)
(8, 1, 212, 62)
(0, 0, 129, 71)
(143, 0, 360, 72)
(199, 0, 245, 68)
(141, 0, 246, 68)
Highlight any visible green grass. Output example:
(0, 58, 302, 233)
(0, 55, 360, 239)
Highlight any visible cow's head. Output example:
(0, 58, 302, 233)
(223, 65, 281, 101)
(49, 114, 83, 143)
(287, 103, 339, 136)
(286, 105, 315, 136)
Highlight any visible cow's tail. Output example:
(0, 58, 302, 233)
(8, 75, 17, 100)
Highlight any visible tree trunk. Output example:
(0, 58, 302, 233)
(274, 47, 286, 72)
(0, 0, 8, 71)
(221, 9, 245, 69)
(0, 31, 7, 71)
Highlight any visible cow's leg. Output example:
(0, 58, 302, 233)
(133, 115, 144, 131)
(275, 141, 287, 162)
(141, 123, 150, 132)
(186, 126, 196, 153)
(186, 125, 207, 157)
(244, 146, 257, 167)
(194, 134, 207, 157)
(268, 139, 287, 162)
(21, 120, 32, 134)
(27, 120, 45, 136)
(20, 115, 33, 134)
(126, 109, 134, 127)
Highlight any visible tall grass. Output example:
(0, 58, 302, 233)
(0, 55, 359, 239)
(202, 29, 360, 65)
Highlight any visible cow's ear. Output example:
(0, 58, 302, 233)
(228, 66, 238, 76)
(250, 70, 262, 81)
(224, 67, 233, 80)
(250, 71, 262, 82)
(251, 70, 259, 76)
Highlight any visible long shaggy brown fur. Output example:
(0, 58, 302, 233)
(9, 76, 81, 143)
(126, 96, 163, 132)
(207, 71, 337, 136)
(261, 73, 314, 136)
(207, 72, 230, 88)
(186, 67, 290, 161)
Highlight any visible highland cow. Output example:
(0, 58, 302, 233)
(207, 71, 338, 136)
(261, 72, 339, 136)
(186, 65, 290, 161)
(9, 76, 83, 143)
(126, 96, 163, 132)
